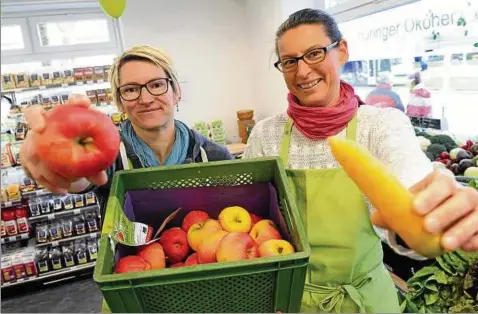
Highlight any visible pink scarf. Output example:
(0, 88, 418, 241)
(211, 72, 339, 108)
(286, 81, 361, 140)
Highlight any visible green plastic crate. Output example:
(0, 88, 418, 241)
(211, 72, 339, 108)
(93, 157, 310, 313)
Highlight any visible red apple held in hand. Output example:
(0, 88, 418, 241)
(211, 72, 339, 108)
(159, 227, 189, 264)
(197, 230, 229, 264)
(258, 239, 295, 257)
(216, 232, 259, 262)
(182, 210, 210, 232)
(115, 256, 151, 274)
(249, 220, 282, 246)
(137, 242, 166, 270)
(170, 262, 184, 268)
(184, 253, 199, 266)
(250, 214, 263, 226)
(33, 104, 120, 178)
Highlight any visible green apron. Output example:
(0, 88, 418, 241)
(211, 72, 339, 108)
(279, 114, 400, 313)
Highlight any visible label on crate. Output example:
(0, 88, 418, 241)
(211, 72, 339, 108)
(111, 207, 181, 247)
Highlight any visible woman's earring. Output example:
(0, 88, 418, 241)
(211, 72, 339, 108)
(176, 103, 179, 112)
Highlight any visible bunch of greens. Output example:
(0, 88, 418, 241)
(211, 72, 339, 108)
(400, 251, 478, 313)
(469, 179, 477, 190)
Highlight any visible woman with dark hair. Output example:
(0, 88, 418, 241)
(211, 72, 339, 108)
(244, 8, 478, 312)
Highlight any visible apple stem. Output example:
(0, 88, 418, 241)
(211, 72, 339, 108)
(278, 247, 283, 254)
(78, 136, 94, 145)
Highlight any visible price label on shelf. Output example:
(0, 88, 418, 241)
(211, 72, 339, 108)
(39, 86, 46, 90)
(90, 233, 98, 239)
(8, 236, 16, 242)
(20, 233, 29, 240)
(73, 209, 81, 215)
(61, 83, 68, 88)
(76, 82, 84, 86)
(87, 80, 94, 85)
(51, 241, 59, 247)
(97, 79, 104, 83)
(47, 214, 55, 220)
(4, 201, 12, 208)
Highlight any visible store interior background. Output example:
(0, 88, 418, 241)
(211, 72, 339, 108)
(1, 0, 477, 312)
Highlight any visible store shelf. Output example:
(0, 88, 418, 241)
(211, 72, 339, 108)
(1, 199, 23, 208)
(1, 80, 110, 94)
(1, 233, 30, 244)
(36, 231, 100, 248)
(1, 261, 96, 288)
(22, 189, 54, 199)
(29, 204, 100, 223)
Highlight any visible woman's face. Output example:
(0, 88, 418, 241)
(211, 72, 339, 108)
(277, 24, 348, 107)
(118, 60, 180, 130)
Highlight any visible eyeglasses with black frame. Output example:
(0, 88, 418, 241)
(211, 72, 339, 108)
(118, 78, 173, 101)
(274, 41, 339, 73)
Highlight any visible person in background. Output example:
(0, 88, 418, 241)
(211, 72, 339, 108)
(365, 73, 405, 112)
(407, 71, 433, 118)
(243, 8, 478, 313)
(20, 45, 232, 216)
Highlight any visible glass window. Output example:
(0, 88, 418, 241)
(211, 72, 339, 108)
(1, 25, 25, 51)
(36, 19, 110, 47)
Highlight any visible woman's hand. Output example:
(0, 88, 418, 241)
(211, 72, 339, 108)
(20, 95, 108, 194)
(411, 169, 478, 252)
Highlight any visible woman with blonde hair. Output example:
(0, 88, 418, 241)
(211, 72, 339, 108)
(20, 45, 232, 215)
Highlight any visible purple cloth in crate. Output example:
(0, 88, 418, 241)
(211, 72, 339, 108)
(116, 183, 290, 260)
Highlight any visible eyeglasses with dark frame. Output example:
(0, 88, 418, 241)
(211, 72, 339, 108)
(118, 78, 173, 101)
(274, 41, 339, 73)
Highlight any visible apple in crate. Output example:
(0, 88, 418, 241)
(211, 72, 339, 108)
(216, 232, 259, 262)
(187, 219, 222, 251)
(258, 239, 295, 257)
(250, 213, 263, 227)
(32, 104, 120, 178)
(115, 256, 151, 274)
(170, 262, 184, 268)
(159, 227, 189, 264)
(182, 210, 210, 232)
(219, 206, 252, 233)
(197, 230, 229, 264)
(184, 253, 199, 266)
(250, 220, 282, 246)
(137, 242, 166, 270)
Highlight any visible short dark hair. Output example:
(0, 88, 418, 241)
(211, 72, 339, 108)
(275, 8, 342, 57)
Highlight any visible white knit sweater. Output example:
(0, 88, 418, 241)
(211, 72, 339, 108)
(243, 105, 434, 260)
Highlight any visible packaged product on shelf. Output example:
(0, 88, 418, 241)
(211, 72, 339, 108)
(49, 221, 63, 241)
(30, 73, 41, 87)
(36, 223, 49, 243)
(85, 192, 97, 205)
(1, 144, 15, 168)
(11, 252, 26, 280)
(74, 194, 85, 208)
(15, 207, 30, 234)
(2, 209, 18, 236)
(14, 73, 30, 89)
(52, 70, 63, 85)
(94, 66, 105, 81)
(39, 197, 51, 215)
(105, 88, 113, 102)
(73, 216, 86, 235)
(10, 143, 21, 166)
(103, 65, 111, 81)
(60, 218, 73, 238)
(85, 209, 99, 233)
(62, 242, 75, 267)
(50, 196, 63, 212)
(50, 246, 63, 270)
(1, 219, 5, 237)
(87, 239, 98, 261)
(111, 113, 122, 125)
(2, 74, 16, 90)
(74, 240, 88, 264)
(83, 67, 94, 83)
(86, 90, 98, 105)
(51, 95, 60, 106)
(41, 72, 53, 86)
(30, 97, 40, 106)
(73, 68, 84, 83)
(22, 248, 37, 277)
(15, 122, 27, 141)
(63, 69, 74, 84)
(1, 255, 15, 282)
(20, 175, 37, 193)
(1, 188, 8, 202)
(96, 89, 108, 105)
(28, 197, 41, 217)
(60, 93, 69, 104)
(35, 247, 50, 273)
(42, 97, 52, 110)
(6, 183, 21, 201)
(62, 195, 74, 210)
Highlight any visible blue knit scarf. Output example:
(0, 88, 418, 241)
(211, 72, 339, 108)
(120, 120, 190, 167)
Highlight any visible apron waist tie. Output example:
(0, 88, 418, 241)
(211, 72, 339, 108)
(304, 263, 384, 313)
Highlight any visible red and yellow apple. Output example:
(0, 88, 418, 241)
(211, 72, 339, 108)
(159, 227, 189, 264)
(187, 219, 222, 251)
(250, 219, 282, 246)
(258, 239, 295, 257)
(32, 104, 120, 178)
(115, 256, 151, 274)
(136, 242, 166, 270)
(216, 232, 259, 262)
(218, 206, 252, 233)
(184, 253, 199, 266)
(182, 210, 210, 232)
(197, 230, 229, 264)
